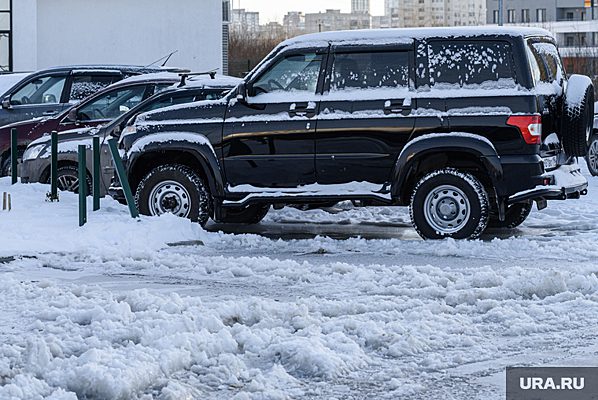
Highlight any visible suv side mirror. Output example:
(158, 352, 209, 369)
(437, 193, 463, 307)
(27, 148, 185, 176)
(1, 96, 11, 109)
(236, 82, 248, 103)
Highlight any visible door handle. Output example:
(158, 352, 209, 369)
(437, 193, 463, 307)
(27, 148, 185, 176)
(42, 111, 56, 116)
(384, 98, 412, 115)
(289, 102, 316, 117)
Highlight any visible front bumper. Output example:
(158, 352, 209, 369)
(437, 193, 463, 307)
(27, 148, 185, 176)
(509, 163, 588, 203)
(20, 157, 49, 184)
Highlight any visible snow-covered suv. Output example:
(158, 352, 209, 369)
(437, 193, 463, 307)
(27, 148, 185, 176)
(118, 27, 592, 240)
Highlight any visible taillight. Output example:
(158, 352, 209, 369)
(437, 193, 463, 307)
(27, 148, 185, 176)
(507, 115, 542, 145)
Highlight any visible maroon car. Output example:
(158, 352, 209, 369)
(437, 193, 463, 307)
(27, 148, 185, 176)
(0, 72, 179, 175)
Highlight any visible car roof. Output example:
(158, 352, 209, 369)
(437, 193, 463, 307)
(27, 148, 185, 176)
(281, 26, 553, 48)
(32, 64, 179, 74)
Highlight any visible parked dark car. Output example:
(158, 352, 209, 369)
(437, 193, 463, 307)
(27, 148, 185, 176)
(0, 72, 183, 176)
(21, 74, 241, 195)
(585, 105, 598, 176)
(0, 65, 182, 174)
(117, 27, 591, 239)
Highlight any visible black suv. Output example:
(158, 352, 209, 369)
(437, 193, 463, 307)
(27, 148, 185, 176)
(118, 27, 592, 239)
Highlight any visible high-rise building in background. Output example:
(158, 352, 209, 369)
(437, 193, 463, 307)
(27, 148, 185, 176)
(383, 0, 485, 27)
(231, 8, 260, 32)
(352, 0, 371, 14)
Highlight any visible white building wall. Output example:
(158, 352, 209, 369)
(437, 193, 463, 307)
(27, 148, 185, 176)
(12, 0, 38, 71)
(13, 0, 223, 73)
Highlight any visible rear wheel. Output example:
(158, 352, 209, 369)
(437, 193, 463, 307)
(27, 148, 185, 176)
(488, 201, 532, 229)
(586, 134, 598, 176)
(135, 164, 212, 226)
(219, 205, 270, 224)
(410, 168, 489, 240)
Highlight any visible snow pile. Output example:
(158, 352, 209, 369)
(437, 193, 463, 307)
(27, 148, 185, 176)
(0, 178, 206, 258)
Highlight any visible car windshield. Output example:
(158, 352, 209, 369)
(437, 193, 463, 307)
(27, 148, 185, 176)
(76, 86, 146, 121)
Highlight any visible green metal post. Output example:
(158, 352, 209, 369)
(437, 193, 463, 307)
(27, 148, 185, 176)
(10, 128, 17, 184)
(92, 136, 101, 211)
(107, 138, 139, 218)
(78, 145, 87, 226)
(49, 130, 59, 201)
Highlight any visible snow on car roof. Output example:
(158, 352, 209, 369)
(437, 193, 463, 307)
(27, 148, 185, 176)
(184, 75, 242, 89)
(281, 26, 553, 48)
(111, 72, 181, 86)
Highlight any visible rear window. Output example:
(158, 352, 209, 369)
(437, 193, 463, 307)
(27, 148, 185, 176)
(428, 41, 516, 87)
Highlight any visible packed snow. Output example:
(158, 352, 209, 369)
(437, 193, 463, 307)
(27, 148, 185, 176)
(1, 164, 598, 399)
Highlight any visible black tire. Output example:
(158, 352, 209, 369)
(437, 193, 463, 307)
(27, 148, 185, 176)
(586, 134, 598, 176)
(135, 164, 212, 226)
(47, 165, 92, 194)
(561, 75, 594, 157)
(1, 149, 25, 177)
(219, 205, 270, 224)
(488, 201, 532, 229)
(410, 168, 489, 240)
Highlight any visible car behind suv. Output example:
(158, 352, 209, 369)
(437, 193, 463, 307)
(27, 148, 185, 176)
(21, 74, 241, 195)
(118, 27, 592, 239)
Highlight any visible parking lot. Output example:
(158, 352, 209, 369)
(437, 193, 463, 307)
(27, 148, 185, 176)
(1, 164, 597, 399)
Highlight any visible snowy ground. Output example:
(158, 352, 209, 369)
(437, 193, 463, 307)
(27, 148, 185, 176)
(1, 165, 598, 399)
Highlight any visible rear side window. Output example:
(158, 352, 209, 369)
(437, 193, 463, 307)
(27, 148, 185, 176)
(330, 51, 410, 91)
(70, 75, 118, 103)
(531, 42, 564, 83)
(428, 41, 516, 87)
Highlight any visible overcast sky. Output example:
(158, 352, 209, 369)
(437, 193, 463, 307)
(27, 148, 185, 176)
(236, 0, 386, 23)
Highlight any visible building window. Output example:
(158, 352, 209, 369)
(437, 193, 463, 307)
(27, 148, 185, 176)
(507, 9, 515, 23)
(0, 0, 11, 71)
(521, 9, 530, 23)
(536, 8, 547, 22)
(566, 11, 574, 20)
(493, 10, 499, 24)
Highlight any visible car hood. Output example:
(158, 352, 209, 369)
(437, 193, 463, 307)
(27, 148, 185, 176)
(136, 98, 228, 126)
(29, 126, 101, 147)
(0, 116, 55, 137)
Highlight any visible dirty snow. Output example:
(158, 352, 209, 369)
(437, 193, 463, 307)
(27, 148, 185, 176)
(1, 164, 598, 399)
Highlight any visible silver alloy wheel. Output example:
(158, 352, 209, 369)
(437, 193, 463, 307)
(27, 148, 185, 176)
(57, 174, 79, 192)
(148, 180, 191, 218)
(423, 184, 471, 234)
(589, 139, 598, 173)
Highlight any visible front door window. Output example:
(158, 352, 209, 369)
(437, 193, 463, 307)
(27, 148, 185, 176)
(10, 75, 67, 106)
(252, 53, 322, 97)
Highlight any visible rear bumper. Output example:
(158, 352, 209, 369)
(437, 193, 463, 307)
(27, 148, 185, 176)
(509, 163, 588, 203)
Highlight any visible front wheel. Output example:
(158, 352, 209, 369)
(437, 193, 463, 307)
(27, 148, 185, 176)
(586, 134, 598, 176)
(135, 164, 212, 226)
(410, 168, 489, 240)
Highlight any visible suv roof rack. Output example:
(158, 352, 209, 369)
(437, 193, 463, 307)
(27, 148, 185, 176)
(178, 70, 218, 87)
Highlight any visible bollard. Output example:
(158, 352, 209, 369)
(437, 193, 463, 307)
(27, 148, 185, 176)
(92, 136, 101, 211)
(48, 131, 59, 201)
(107, 138, 139, 218)
(78, 145, 87, 227)
(2, 192, 10, 211)
(10, 128, 17, 185)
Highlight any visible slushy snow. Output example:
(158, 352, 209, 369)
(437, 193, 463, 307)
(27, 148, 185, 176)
(1, 165, 598, 399)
